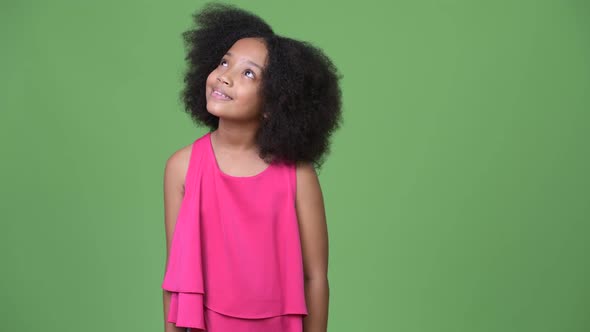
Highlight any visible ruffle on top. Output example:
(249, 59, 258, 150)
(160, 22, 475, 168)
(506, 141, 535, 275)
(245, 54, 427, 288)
(162, 133, 308, 330)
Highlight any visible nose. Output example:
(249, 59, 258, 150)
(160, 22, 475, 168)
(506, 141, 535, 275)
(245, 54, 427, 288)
(217, 74, 232, 87)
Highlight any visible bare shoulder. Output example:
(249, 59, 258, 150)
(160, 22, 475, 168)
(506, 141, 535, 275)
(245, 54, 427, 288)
(295, 161, 328, 281)
(163, 141, 194, 256)
(165, 141, 194, 192)
(295, 161, 324, 208)
(296, 161, 319, 186)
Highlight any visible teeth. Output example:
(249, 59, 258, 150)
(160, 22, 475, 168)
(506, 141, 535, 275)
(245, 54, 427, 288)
(214, 90, 231, 99)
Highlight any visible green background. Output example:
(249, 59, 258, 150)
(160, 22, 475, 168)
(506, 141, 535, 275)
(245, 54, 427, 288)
(1, 0, 589, 331)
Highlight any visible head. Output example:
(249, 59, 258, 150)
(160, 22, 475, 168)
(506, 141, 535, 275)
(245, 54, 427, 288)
(181, 3, 343, 169)
(205, 37, 269, 124)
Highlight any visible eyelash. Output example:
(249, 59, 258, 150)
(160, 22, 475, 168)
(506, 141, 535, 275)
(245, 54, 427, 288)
(219, 59, 255, 79)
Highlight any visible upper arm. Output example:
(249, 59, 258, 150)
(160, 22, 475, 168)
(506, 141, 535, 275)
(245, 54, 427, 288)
(295, 162, 329, 281)
(163, 145, 191, 259)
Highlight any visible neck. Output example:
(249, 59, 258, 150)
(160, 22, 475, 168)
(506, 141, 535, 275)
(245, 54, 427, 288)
(213, 118, 261, 152)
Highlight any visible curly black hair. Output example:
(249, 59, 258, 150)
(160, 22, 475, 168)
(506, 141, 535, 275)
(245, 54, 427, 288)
(180, 2, 343, 170)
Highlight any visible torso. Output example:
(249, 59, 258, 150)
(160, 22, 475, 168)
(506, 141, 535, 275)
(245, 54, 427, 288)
(209, 131, 272, 178)
(175, 137, 276, 192)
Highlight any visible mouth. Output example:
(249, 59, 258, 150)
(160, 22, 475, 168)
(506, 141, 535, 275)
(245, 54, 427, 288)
(211, 89, 233, 100)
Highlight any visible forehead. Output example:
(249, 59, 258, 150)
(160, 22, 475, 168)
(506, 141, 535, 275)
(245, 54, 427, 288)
(226, 37, 268, 67)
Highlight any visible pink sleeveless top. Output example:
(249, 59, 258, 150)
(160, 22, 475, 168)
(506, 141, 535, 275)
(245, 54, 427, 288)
(162, 132, 308, 330)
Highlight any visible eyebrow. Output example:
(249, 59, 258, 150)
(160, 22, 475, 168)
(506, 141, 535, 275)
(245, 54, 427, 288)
(225, 52, 263, 70)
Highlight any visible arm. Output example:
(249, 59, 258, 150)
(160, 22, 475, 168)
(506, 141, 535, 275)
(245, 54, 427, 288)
(162, 148, 191, 332)
(296, 162, 330, 332)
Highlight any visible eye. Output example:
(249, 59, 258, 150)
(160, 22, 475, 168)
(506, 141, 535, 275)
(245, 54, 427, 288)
(244, 69, 255, 79)
(219, 59, 228, 67)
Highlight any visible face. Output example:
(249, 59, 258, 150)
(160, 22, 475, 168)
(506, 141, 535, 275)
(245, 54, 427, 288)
(205, 37, 268, 122)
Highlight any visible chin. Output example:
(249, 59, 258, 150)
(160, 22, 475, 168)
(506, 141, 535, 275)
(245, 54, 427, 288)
(206, 104, 223, 118)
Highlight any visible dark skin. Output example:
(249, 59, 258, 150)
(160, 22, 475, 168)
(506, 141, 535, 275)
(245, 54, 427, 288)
(295, 160, 330, 332)
(163, 37, 329, 331)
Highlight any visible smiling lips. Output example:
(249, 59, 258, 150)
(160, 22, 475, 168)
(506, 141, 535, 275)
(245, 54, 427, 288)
(212, 89, 232, 100)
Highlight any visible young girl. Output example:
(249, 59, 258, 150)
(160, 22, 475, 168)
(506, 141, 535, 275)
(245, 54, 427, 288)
(161, 3, 342, 332)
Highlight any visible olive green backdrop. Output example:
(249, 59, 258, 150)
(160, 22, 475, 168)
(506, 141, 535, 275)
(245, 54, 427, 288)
(1, 0, 589, 331)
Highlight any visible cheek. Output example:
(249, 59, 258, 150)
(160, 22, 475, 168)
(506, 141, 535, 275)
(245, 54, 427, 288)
(206, 71, 216, 85)
(241, 87, 263, 109)
(250, 87, 263, 105)
(205, 71, 218, 95)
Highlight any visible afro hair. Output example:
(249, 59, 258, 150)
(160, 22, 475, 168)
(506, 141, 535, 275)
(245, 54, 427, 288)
(180, 2, 343, 170)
